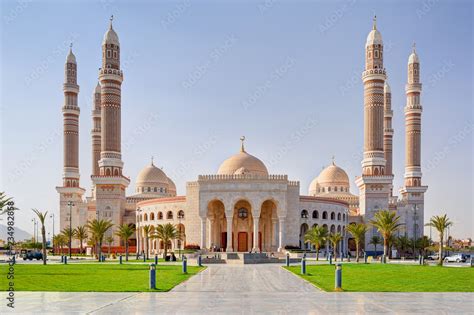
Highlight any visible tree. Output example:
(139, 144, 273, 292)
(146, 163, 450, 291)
(304, 226, 328, 261)
(346, 223, 368, 262)
(54, 234, 67, 255)
(154, 223, 180, 260)
(395, 235, 410, 258)
(74, 225, 88, 255)
(86, 219, 114, 261)
(417, 236, 431, 257)
(32, 209, 48, 265)
(142, 225, 153, 259)
(106, 236, 114, 256)
(426, 214, 453, 266)
(61, 227, 76, 256)
(369, 235, 381, 256)
(115, 224, 135, 261)
(369, 210, 402, 262)
(328, 233, 343, 261)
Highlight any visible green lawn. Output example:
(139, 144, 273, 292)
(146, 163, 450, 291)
(1, 264, 205, 292)
(285, 263, 474, 292)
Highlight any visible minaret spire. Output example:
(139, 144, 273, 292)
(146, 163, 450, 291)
(373, 15, 377, 30)
(240, 136, 246, 152)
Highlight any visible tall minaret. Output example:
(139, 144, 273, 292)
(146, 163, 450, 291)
(383, 80, 394, 184)
(355, 17, 393, 250)
(91, 82, 101, 176)
(57, 46, 85, 238)
(91, 16, 129, 244)
(400, 43, 428, 239)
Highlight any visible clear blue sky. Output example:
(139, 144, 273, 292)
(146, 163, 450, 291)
(1, 0, 472, 239)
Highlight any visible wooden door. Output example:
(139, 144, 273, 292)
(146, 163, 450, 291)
(221, 232, 227, 250)
(238, 232, 248, 252)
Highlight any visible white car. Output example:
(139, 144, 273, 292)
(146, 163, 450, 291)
(444, 254, 466, 263)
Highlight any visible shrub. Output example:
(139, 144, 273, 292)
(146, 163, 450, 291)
(184, 244, 200, 250)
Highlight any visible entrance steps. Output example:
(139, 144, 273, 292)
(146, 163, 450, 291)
(198, 252, 283, 264)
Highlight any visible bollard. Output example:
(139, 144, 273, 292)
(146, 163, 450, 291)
(154, 255, 158, 265)
(335, 263, 342, 291)
(329, 254, 333, 265)
(383, 255, 386, 264)
(419, 255, 422, 265)
(301, 257, 306, 274)
(61, 255, 64, 263)
(470, 256, 473, 267)
(119, 255, 123, 264)
(303, 252, 307, 259)
(149, 264, 156, 289)
(364, 252, 367, 264)
(64, 255, 67, 264)
(198, 255, 202, 267)
(182, 256, 188, 273)
(143, 255, 146, 263)
(286, 253, 290, 267)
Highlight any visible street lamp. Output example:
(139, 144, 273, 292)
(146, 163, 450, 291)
(136, 207, 141, 259)
(31, 218, 37, 243)
(413, 204, 417, 258)
(178, 211, 184, 259)
(50, 213, 55, 255)
(67, 201, 74, 258)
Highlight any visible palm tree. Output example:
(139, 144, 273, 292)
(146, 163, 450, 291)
(395, 235, 410, 258)
(154, 223, 180, 260)
(346, 223, 368, 262)
(87, 238, 96, 257)
(106, 236, 114, 256)
(54, 234, 67, 255)
(86, 219, 114, 261)
(369, 210, 402, 261)
(61, 227, 76, 256)
(417, 235, 431, 258)
(426, 214, 453, 266)
(74, 225, 88, 255)
(304, 226, 328, 261)
(32, 209, 48, 265)
(328, 233, 343, 261)
(142, 225, 153, 259)
(115, 224, 135, 261)
(369, 235, 381, 256)
(0, 192, 16, 215)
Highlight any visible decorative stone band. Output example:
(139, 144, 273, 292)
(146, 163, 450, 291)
(198, 174, 289, 181)
(99, 70, 123, 81)
(91, 175, 130, 186)
(405, 83, 422, 93)
(361, 70, 386, 83)
(62, 106, 80, 114)
(98, 156, 124, 168)
(63, 83, 79, 94)
(384, 128, 394, 135)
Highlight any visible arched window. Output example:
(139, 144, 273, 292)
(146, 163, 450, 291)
(167, 211, 173, 220)
(312, 223, 318, 228)
(337, 213, 341, 221)
(330, 212, 335, 220)
(312, 210, 319, 219)
(160, 188, 163, 193)
(335, 187, 338, 192)
(105, 168, 111, 176)
(150, 212, 155, 220)
(177, 210, 185, 219)
(343, 213, 346, 221)
(114, 169, 119, 176)
(144, 213, 148, 221)
(322, 211, 328, 220)
(158, 212, 163, 220)
(301, 209, 309, 219)
(328, 187, 331, 192)
(154, 187, 157, 192)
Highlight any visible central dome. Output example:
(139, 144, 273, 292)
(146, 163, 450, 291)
(309, 160, 350, 195)
(136, 162, 169, 186)
(217, 138, 268, 176)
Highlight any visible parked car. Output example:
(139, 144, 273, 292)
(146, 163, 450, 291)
(427, 254, 443, 260)
(444, 254, 466, 263)
(21, 249, 43, 261)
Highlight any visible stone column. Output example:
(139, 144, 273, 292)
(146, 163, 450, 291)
(226, 217, 233, 252)
(272, 218, 278, 249)
(200, 217, 206, 250)
(207, 218, 213, 249)
(278, 218, 285, 252)
(253, 217, 260, 252)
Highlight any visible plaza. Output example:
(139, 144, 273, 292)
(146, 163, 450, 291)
(2, 264, 473, 314)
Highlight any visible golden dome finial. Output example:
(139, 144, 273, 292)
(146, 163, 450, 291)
(412, 41, 416, 53)
(151, 156, 154, 166)
(373, 14, 377, 30)
(240, 136, 246, 152)
(109, 15, 114, 29)
(332, 155, 336, 165)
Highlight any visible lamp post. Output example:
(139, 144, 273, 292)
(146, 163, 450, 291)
(136, 207, 141, 259)
(50, 213, 55, 255)
(67, 201, 74, 258)
(413, 204, 417, 258)
(31, 218, 37, 244)
(178, 211, 184, 260)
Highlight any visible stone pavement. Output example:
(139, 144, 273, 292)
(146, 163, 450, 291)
(2, 264, 473, 314)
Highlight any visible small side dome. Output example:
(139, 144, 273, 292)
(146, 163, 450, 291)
(66, 47, 76, 64)
(366, 16, 383, 46)
(136, 161, 169, 187)
(308, 159, 350, 195)
(217, 137, 268, 176)
(308, 177, 319, 195)
(103, 17, 120, 46)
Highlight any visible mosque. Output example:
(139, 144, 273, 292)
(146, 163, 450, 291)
(56, 17, 427, 256)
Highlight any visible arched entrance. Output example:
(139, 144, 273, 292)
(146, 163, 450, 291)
(232, 200, 253, 252)
(260, 200, 278, 252)
(300, 223, 309, 249)
(207, 200, 226, 251)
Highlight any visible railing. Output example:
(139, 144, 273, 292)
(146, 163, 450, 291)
(198, 174, 289, 181)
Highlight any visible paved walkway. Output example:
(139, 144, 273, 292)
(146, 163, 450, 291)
(2, 264, 473, 314)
